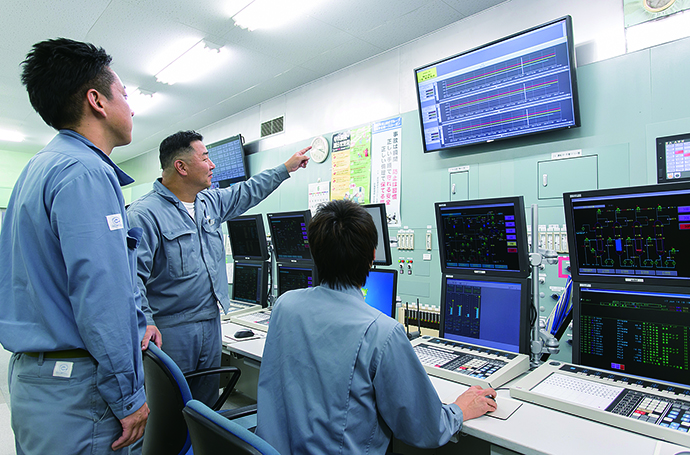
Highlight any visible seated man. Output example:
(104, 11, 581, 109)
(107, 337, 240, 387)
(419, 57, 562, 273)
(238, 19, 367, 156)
(256, 199, 497, 454)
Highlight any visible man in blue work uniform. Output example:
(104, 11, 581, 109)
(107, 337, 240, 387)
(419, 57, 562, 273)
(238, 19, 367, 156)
(0, 38, 149, 454)
(256, 200, 498, 454)
(127, 130, 309, 406)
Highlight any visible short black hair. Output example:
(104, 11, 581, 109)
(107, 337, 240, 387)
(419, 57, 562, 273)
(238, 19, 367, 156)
(20, 38, 114, 130)
(308, 200, 378, 289)
(159, 130, 204, 171)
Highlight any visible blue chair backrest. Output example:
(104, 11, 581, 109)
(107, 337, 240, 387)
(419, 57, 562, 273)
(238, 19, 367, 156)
(142, 344, 193, 455)
(183, 400, 280, 455)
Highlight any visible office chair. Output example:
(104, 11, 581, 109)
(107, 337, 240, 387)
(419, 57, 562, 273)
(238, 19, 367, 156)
(183, 399, 280, 455)
(142, 344, 256, 455)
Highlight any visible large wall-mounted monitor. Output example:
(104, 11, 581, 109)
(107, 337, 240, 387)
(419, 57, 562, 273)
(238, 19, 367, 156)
(232, 261, 268, 307)
(267, 210, 312, 263)
(226, 214, 268, 261)
(276, 263, 317, 297)
(563, 182, 690, 286)
(362, 203, 392, 266)
(572, 282, 690, 387)
(439, 275, 530, 354)
(362, 269, 398, 318)
(656, 132, 690, 184)
(414, 16, 580, 152)
(435, 196, 530, 278)
(207, 134, 249, 188)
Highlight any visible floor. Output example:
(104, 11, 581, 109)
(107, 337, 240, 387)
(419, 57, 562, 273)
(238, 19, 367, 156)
(0, 348, 252, 454)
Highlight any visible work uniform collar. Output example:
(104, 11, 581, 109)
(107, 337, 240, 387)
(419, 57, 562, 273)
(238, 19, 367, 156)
(58, 129, 134, 186)
(321, 282, 366, 301)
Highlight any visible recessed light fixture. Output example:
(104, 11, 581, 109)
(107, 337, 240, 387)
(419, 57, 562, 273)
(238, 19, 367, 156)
(126, 87, 159, 115)
(232, 0, 326, 31)
(155, 40, 229, 85)
(626, 8, 690, 52)
(0, 129, 24, 142)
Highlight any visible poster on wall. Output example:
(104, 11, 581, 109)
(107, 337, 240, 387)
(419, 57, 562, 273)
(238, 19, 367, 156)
(330, 126, 372, 203)
(624, 0, 690, 27)
(371, 117, 402, 227)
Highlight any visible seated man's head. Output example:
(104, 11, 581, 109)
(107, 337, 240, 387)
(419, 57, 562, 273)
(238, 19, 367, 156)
(308, 200, 378, 289)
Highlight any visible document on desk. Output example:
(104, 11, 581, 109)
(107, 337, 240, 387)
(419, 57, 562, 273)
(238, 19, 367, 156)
(429, 376, 522, 421)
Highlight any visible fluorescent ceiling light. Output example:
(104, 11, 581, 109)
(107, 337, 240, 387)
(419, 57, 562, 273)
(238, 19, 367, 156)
(0, 129, 24, 142)
(155, 40, 229, 85)
(232, 0, 325, 31)
(126, 87, 159, 115)
(626, 9, 690, 52)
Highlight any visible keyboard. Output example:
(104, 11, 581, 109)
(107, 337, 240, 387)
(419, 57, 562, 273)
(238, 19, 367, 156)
(410, 336, 530, 389)
(510, 361, 690, 447)
(229, 308, 272, 332)
(220, 300, 261, 320)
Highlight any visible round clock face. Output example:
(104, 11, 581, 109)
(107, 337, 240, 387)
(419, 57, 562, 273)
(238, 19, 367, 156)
(643, 0, 675, 13)
(310, 136, 329, 163)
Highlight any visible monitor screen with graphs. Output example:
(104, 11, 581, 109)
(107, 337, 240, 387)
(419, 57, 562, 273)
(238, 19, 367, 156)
(276, 264, 317, 296)
(572, 283, 690, 387)
(435, 196, 530, 277)
(267, 210, 312, 263)
(226, 214, 268, 261)
(439, 275, 530, 354)
(563, 182, 690, 286)
(361, 269, 398, 318)
(414, 16, 580, 152)
(207, 134, 248, 188)
(362, 203, 393, 266)
(656, 132, 690, 184)
(232, 261, 268, 307)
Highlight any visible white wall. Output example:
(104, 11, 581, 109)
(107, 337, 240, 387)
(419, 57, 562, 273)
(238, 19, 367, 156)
(198, 0, 626, 151)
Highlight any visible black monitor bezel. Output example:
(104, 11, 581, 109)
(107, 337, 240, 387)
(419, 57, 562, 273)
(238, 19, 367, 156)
(656, 132, 690, 184)
(438, 274, 531, 354)
(226, 214, 269, 261)
(276, 263, 318, 297)
(414, 15, 580, 153)
(363, 268, 398, 318)
(571, 281, 690, 386)
(435, 196, 530, 278)
(563, 181, 690, 287)
(206, 134, 249, 187)
(363, 203, 393, 266)
(267, 210, 313, 263)
(231, 260, 269, 308)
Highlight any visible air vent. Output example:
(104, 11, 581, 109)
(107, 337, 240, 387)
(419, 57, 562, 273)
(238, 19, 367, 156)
(260, 116, 284, 137)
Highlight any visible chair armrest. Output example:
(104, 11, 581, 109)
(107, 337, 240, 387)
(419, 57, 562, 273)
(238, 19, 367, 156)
(184, 366, 242, 411)
(218, 404, 257, 420)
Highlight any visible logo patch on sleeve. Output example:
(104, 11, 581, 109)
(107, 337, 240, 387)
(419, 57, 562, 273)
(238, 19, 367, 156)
(106, 214, 124, 231)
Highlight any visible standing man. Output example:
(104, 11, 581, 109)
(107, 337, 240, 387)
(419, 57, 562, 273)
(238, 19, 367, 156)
(127, 130, 309, 406)
(0, 38, 149, 454)
(256, 200, 497, 454)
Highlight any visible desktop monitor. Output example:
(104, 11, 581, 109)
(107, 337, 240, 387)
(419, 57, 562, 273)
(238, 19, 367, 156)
(226, 214, 268, 261)
(656, 132, 690, 184)
(276, 263, 317, 296)
(563, 182, 690, 286)
(362, 203, 393, 266)
(572, 282, 690, 387)
(206, 134, 249, 188)
(414, 16, 580, 152)
(439, 275, 530, 354)
(267, 210, 312, 263)
(232, 261, 268, 307)
(362, 269, 398, 318)
(435, 196, 530, 278)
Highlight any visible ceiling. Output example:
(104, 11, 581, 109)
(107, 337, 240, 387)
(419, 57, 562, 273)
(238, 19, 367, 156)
(0, 0, 507, 163)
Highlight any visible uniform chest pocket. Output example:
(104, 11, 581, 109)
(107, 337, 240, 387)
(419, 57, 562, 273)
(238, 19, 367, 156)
(162, 228, 200, 278)
(201, 217, 225, 264)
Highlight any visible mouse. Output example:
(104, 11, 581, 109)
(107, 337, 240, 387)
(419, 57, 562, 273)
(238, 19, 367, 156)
(234, 329, 255, 339)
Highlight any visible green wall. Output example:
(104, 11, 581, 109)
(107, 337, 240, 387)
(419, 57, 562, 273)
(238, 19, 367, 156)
(0, 149, 33, 208)
(115, 35, 690, 361)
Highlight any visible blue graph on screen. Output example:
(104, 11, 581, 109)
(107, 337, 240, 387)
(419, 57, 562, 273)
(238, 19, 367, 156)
(417, 18, 578, 151)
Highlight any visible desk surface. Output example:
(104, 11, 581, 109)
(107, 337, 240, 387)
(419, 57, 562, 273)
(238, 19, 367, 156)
(220, 320, 689, 455)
